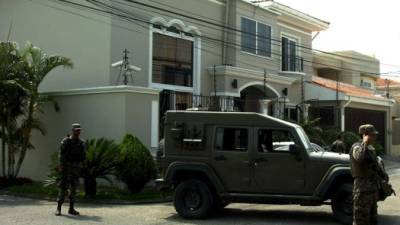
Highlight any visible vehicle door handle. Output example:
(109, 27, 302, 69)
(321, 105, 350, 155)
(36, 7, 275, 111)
(214, 155, 227, 161)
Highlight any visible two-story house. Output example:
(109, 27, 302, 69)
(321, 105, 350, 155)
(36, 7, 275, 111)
(309, 50, 394, 153)
(0, 0, 358, 180)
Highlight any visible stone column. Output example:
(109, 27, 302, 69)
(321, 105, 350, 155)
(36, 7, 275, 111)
(259, 99, 272, 115)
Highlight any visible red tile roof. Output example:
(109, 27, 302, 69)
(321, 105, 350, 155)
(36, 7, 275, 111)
(312, 76, 384, 100)
(376, 78, 400, 87)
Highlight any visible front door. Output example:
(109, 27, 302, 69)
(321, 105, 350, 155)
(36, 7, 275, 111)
(252, 128, 306, 194)
(211, 127, 253, 192)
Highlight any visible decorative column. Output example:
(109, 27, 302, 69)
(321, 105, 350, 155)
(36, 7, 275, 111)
(259, 99, 272, 115)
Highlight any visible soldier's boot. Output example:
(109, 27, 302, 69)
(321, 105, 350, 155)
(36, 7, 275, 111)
(68, 202, 80, 215)
(55, 202, 62, 216)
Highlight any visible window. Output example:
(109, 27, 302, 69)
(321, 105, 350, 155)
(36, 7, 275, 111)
(152, 32, 193, 87)
(215, 127, 248, 152)
(361, 79, 372, 88)
(258, 129, 295, 153)
(241, 17, 271, 57)
(282, 36, 302, 72)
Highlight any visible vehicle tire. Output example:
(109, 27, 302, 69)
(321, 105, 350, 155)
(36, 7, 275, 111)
(174, 179, 213, 219)
(331, 183, 353, 225)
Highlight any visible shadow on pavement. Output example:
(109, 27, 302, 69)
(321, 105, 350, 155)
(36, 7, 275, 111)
(379, 214, 400, 224)
(166, 208, 338, 224)
(63, 214, 103, 222)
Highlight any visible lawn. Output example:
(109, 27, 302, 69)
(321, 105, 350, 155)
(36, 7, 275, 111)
(2, 182, 171, 202)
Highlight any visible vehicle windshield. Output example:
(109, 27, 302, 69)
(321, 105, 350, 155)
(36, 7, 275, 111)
(295, 127, 312, 151)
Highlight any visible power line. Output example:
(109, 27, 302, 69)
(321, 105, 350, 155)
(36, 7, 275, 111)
(88, 0, 400, 77)
(51, 0, 400, 78)
(117, 0, 400, 69)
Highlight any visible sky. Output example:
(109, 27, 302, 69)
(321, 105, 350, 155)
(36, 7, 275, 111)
(275, 0, 400, 80)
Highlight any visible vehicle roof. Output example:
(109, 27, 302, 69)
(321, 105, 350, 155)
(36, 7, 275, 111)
(165, 110, 300, 129)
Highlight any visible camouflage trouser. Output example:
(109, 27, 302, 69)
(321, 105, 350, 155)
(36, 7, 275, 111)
(57, 164, 81, 204)
(353, 191, 378, 225)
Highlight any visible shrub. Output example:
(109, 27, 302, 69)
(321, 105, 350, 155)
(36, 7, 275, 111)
(115, 134, 157, 193)
(44, 152, 61, 187)
(82, 138, 119, 198)
(0, 177, 33, 189)
(321, 128, 341, 146)
(45, 138, 119, 198)
(373, 143, 385, 156)
(342, 131, 360, 153)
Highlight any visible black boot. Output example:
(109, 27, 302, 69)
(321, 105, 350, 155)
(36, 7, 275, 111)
(55, 202, 62, 216)
(68, 202, 80, 215)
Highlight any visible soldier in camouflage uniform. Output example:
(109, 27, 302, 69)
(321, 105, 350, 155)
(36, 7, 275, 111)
(55, 123, 86, 216)
(331, 133, 347, 154)
(350, 124, 380, 225)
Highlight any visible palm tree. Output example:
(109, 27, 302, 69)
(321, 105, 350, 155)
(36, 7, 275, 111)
(0, 42, 27, 178)
(13, 43, 73, 177)
(0, 41, 72, 178)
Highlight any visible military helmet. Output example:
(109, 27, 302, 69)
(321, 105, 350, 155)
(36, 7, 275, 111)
(358, 124, 378, 135)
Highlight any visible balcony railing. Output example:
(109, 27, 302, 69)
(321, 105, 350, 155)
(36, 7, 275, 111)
(282, 56, 304, 72)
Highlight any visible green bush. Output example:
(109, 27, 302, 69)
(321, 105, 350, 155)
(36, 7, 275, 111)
(115, 134, 157, 193)
(44, 152, 61, 187)
(82, 138, 119, 198)
(342, 131, 360, 153)
(45, 138, 119, 198)
(373, 143, 385, 156)
(321, 128, 341, 146)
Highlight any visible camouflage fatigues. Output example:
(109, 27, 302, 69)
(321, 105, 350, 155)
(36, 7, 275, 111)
(350, 142, 380, 225)
(331, 139, 346, 154)
(57, 137, 86, 204)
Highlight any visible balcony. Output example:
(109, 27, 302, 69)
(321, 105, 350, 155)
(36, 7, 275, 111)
(279, 56, 305, 78)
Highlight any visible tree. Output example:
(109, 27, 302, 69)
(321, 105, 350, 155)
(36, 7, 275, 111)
(298, 117, 326, 146)
(0, 42, 27, 178)
(0, 41, 73, 178)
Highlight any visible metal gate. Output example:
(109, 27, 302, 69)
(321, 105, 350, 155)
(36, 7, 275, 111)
(345, 107, 386, 149)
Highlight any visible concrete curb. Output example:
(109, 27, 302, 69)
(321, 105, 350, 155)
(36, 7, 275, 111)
(0, 191, 172, 205)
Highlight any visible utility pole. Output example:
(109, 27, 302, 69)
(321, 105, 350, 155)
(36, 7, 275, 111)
(336, 70, 340, 129)
(385, 79, 390, 98)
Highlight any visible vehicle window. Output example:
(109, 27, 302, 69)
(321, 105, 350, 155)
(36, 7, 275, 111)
(215, 127, 248, 152)
(258, 129, 295, 153)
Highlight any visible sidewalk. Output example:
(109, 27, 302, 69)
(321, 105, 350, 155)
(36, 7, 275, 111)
(382, 155, 400, 170)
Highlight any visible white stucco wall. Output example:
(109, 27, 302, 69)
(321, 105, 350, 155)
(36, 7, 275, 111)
(18, 86, 159, 181)
(0, 0, 112, 92)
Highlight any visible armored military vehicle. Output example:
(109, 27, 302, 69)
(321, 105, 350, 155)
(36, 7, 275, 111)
(156, 111, 353, 224)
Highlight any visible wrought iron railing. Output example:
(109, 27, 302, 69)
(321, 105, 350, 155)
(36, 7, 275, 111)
(282, 56, 304, 72)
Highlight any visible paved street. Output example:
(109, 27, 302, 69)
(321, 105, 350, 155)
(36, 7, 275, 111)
(1, 167, 399, 225)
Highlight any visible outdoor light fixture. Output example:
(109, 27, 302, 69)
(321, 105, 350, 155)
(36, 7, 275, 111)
(231, 79, 238, 88)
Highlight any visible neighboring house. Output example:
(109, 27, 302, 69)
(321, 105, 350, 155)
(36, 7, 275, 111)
(376, 78, 400, 156)
(8, 0, 397, 180)
(309, 51, 395, 153)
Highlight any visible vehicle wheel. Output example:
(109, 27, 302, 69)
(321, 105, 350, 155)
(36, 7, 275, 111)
(174, 179, 213, 219)
(331, 183, 353, 225)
